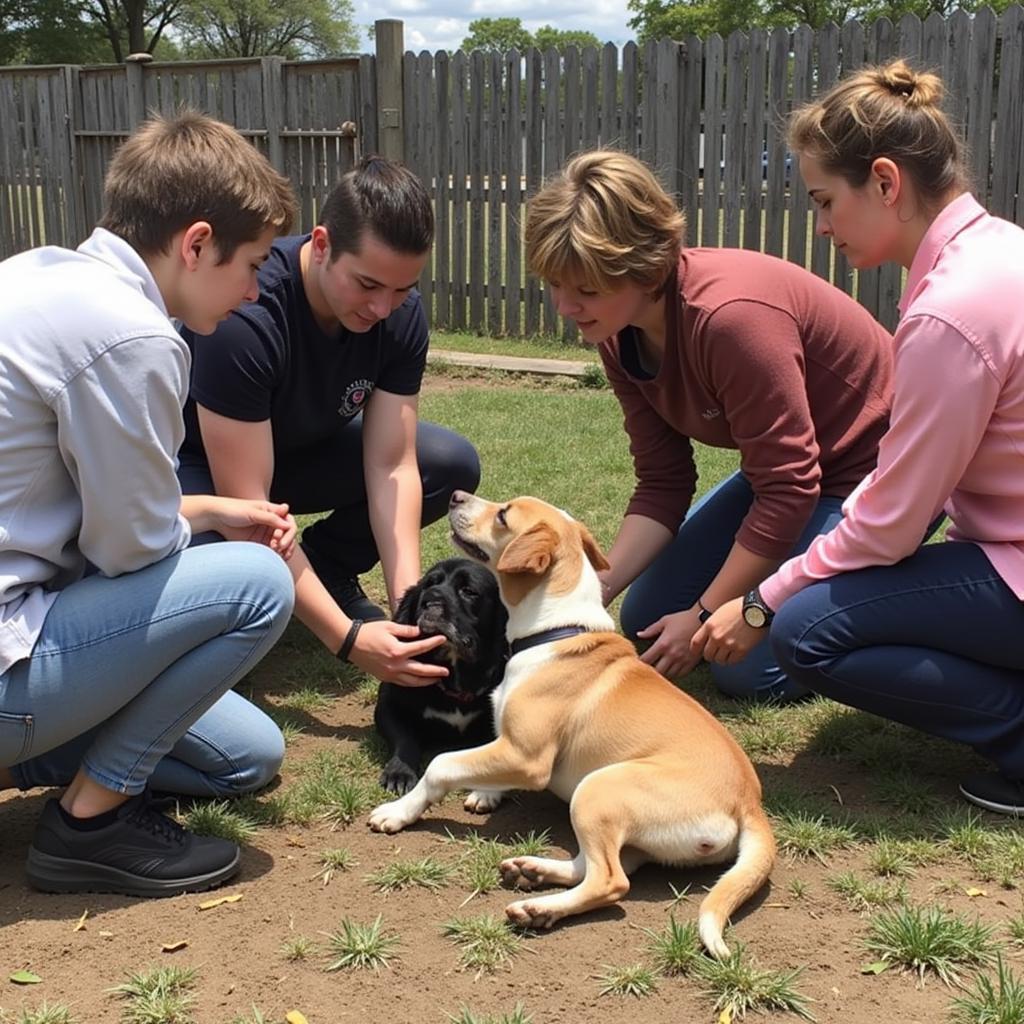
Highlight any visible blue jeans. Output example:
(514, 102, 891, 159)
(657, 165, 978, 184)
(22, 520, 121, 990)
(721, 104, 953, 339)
(771, 540, 1024, 778)
(1, 543, 293, 797)
(620, 471, 845, 702)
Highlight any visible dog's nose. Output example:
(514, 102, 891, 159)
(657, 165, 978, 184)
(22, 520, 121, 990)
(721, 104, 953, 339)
(450, 490, 468, 508)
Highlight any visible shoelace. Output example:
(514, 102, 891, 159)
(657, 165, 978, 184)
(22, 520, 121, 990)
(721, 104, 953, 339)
(124, 793, 188, 845)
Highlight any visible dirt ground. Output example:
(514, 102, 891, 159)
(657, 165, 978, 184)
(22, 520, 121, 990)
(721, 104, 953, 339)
(1, 628, 1016, 1024)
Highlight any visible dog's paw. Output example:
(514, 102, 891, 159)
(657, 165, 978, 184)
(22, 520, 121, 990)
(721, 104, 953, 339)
(505, 897, 563, 930)
(500, 856, 546, 890)
(379, 758, 419, 797)
(464, 788, 503, 813)
(368, 798, 415, 834)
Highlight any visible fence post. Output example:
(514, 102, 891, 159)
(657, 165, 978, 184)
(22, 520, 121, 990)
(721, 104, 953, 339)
(124, 52, 151, 128)
(261, 56, 285, 171)
(60, 65, 87, 245)
(374, 19, 404, 161)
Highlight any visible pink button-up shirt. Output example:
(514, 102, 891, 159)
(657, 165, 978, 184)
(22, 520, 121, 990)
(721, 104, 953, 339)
(761, 192, 1024, 609)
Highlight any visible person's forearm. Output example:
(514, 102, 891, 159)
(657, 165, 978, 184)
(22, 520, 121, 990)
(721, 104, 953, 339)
(289, 544, 352, 653)
(179, 493, 216, 534)
(602, 514, 675, 603)
(698, 541, 780, 611)
(367, 461, 422, 611)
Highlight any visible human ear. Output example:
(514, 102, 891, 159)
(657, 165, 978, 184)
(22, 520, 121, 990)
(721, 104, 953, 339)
(871, 157, 901, 206)
(180, 221, 214, 269)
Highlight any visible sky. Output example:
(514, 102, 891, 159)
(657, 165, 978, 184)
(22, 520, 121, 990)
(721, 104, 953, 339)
(352, 0, 636, 54)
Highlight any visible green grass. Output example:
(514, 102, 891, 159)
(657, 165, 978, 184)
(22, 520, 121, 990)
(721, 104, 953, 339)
(432, 330, 600, 362)
(445, 1007, 533, 1024)
(863, 904, 999, 986)
(442, 913, 525, 974)
(314, 846, 356, 884)
(367, 855, 453, 892)
(595, 963, 659, 998)
(640, 915, 704, 976)
(3, 1007, 76, 1024)
(323, 915, 401, 972)
(179, 800, 258, 844)
(109, 965, 198, 1024)
(951, 956, 1024, 1023)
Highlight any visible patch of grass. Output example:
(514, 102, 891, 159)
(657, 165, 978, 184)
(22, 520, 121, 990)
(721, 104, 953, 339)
(277, 685, 333, 713)
(640, 915, 703, 976)
(444, 1006, 533, 1024)
(827, 871, 908, 911)
(355, 676, 380, 706)
(225, 1009, 270, 1024)
(110, 965, 198, 1024)
(695, 945, 815, 1020)
(939, 809, 999, 864)
(179, 800, 257, 844)
(870, 773, 940, 815)
(315, 846, 356, 885)
(4, 1006, 76, 1024)
(232, 791, 291, 827)
(506, 829, 552, 857)
(869, 837, 926, 878)
(280, 934, 318, 961)
(367, 855, 453, 892)
(863, 903, 999, 986)
(442, 913, 524, 974)
(951, 956, 1024, 1023)
(728, 701, 799, 758)
(578, 363, 608, 389)
(1006, 910, 1024, 945)
(323, 915, 401, 972)
(285, 753, 374, 826)
(976, 833, 1024, 889)
(595, 963, 659, 998)
(773, 811, 858, 863)
(788, 878, 810, 900)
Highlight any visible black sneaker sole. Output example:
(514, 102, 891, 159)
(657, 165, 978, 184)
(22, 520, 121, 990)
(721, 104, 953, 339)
(25, 846, 241, 898)
(958, 784, 1024, 816)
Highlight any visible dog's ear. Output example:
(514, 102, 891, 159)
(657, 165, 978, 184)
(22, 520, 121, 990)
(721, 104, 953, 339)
(496, 522, 559, 576)
(578, 522, 610, 571)
(393, 580, 421, 625)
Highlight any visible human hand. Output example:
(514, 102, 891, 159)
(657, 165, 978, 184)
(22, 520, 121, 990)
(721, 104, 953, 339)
(691, 596, 764, 665)
(348, 619, 449, 687)
(637, 605, 704, 678)
(208, 497, 297, 559)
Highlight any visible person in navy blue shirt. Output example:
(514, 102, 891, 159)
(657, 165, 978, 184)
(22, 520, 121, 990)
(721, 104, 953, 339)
(179, 156, 480, 688)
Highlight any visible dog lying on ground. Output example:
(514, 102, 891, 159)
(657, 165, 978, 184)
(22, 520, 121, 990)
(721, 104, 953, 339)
(369, 491, 776, 957)
(374, 557, 508, 796)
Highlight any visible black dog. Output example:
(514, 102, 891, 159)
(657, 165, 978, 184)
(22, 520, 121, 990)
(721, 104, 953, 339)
(374, 557, 508, 795)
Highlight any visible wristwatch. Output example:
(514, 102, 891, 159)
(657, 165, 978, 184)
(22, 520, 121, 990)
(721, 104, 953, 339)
(742, 587, 775, 629)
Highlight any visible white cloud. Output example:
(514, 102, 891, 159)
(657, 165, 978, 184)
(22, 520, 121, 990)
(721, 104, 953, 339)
(356, 0, 634, 52)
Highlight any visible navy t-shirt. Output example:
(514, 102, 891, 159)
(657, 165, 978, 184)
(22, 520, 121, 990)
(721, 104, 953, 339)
(180, 234, 428, 462)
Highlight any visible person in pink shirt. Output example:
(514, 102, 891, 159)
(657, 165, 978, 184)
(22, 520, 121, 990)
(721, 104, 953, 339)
(695, 59, 1024, 814)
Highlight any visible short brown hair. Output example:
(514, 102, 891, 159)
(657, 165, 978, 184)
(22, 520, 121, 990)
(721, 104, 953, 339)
(99, 110, 296, 261)
(788, 58, 970, 209)
(525, 151, 686, 292)
(320, 155, 434, 260)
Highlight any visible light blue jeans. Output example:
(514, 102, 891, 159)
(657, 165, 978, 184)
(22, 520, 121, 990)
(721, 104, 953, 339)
(0, 543, 294, 797)
(619, 471, 844, 702)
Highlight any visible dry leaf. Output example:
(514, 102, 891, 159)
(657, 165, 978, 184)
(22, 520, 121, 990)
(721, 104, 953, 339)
(73, 909, 89, 932)
(285, 835, 306, 848)
(286, 1013, 310, 1024)
(718, 1008, 733, 1024)
(829, 784, 844, 805)
(99, 930, 114, 938)
(764, 902, 790, 908)
(965, 887, 987, 898)
(197, 892, 243, 911)
(162, 940, 189, 953)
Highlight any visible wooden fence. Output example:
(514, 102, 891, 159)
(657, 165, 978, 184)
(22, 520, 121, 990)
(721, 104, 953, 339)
(2, 8, 1023, 336)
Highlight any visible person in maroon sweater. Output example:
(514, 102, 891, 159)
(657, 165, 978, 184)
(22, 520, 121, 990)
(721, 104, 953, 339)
(525, 150, 894, 701)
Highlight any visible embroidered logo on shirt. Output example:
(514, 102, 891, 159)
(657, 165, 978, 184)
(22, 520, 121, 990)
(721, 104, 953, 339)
(338, 379, 374, 418)
(701, 407, 722, 419)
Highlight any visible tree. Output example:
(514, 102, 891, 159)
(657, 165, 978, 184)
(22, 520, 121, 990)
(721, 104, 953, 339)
(533, 25, 603, 50)
(460, 17, 533, 53)
(1, 0, 110, 64)
(628, 0, 765, 40)
(176, 0, 359, 58)
(82, 0, 181, 61)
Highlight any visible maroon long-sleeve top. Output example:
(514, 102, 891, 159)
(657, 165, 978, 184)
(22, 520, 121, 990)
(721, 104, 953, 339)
(599, 248, 894, 559)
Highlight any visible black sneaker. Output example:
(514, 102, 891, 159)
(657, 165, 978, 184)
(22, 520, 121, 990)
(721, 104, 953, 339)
(959, 771, 1024, 816)
(301, 542, 387, 621)
(26, 791, 240, 897)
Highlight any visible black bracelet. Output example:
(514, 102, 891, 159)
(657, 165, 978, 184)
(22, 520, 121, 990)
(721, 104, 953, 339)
(697, 599, 713, 624)
(337, 619, 364, 663)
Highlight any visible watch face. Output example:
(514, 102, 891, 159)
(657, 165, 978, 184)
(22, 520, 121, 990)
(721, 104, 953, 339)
(744, 605, 768, 629)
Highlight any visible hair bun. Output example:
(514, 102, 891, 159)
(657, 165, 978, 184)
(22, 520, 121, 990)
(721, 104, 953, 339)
(877, 59, 943, 109)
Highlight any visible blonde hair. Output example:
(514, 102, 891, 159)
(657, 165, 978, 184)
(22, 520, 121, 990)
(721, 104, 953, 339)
(788, 58, 969, 207)
(525, 150, 686, 292)
(99, 110, 296, 261)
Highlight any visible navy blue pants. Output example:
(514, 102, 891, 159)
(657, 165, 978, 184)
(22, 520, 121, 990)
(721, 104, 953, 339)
(178, 418, 481, 577)
(771, 540, 1024, 777)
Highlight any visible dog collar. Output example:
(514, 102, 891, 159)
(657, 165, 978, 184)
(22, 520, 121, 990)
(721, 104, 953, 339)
(436, 682, 482, 705)
(509, 626, 590, 657)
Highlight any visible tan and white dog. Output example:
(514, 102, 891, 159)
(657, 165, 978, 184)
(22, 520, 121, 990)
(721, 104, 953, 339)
(369, 491, 776, 957)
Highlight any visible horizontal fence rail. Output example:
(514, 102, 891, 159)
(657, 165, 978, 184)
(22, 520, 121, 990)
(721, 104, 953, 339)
(2, 7, 1022, 336)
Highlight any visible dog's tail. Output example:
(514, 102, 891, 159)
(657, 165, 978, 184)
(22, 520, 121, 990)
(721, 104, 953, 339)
(697, 806, 776, 959)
